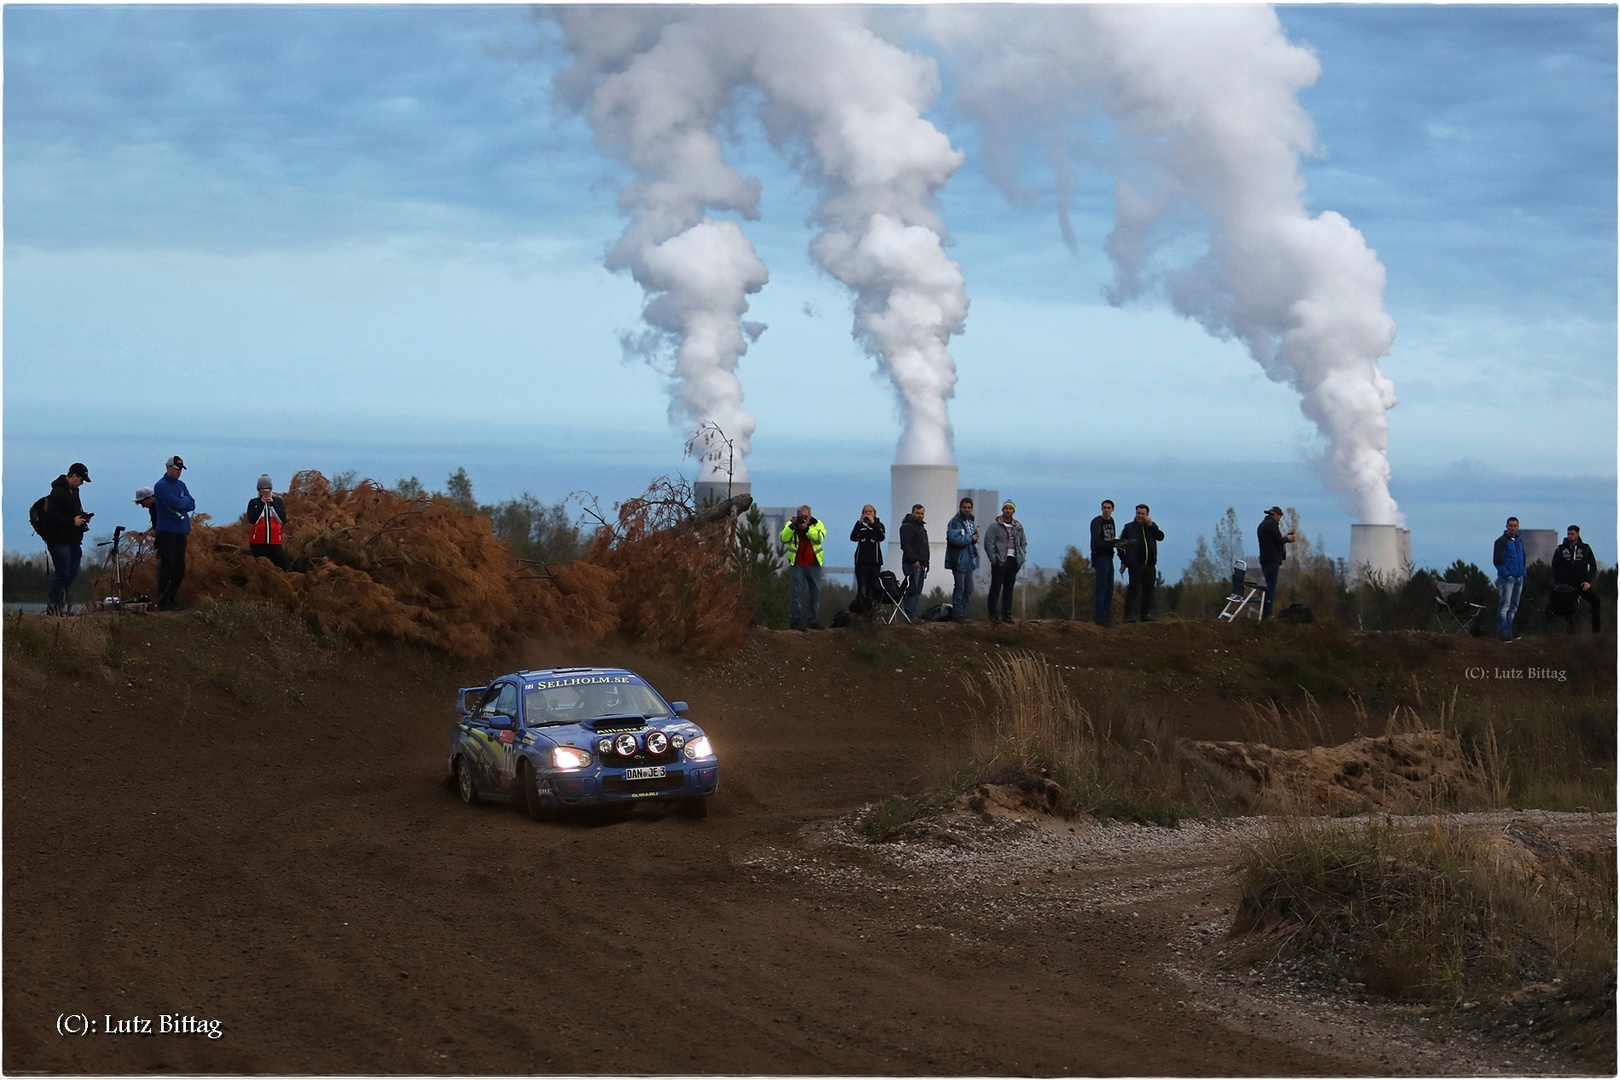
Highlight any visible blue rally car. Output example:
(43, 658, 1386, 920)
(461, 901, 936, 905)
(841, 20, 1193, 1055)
(449, 667, 719, 819)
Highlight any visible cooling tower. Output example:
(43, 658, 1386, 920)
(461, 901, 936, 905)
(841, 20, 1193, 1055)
(1519, 529, 1556, 568)
(1349, 524, 1412, 584)
(891, 464, 959, 599)
(694, 479, 750, 508)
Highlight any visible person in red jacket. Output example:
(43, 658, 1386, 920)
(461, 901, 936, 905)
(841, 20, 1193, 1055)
(245, 474, 290, 570)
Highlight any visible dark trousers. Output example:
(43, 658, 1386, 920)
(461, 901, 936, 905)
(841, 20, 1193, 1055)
(1260, 562, 1281, 618)
(47, 544, 82, 608)
(1124, 565, 1155, 621)
(988, 558, 1019, 619)
(155, 531, 188, 604)
(251, 543, 291, 571)
(1552, 587, 1603, 634)
(1092, 558, 1115, 624)
(854, 562, 880, 600)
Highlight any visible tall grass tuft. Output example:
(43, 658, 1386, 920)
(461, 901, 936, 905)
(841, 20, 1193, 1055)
(1235, 817, 1616, 1061)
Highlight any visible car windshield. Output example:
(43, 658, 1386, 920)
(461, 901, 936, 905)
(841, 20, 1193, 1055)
(523, 677, 670, 725)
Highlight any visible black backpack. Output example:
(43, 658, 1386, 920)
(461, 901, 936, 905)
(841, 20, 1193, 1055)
(29, 496, 49, 537)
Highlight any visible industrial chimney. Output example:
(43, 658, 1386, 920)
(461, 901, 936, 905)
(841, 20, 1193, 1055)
(890, 464, 958, 599)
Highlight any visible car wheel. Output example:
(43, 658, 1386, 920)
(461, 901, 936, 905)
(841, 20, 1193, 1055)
(520, 761, 551, 823)
(683, 795, 708, 819)
(454, 755, 480, 806)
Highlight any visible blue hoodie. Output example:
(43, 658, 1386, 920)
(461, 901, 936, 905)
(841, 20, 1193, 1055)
(153, 473, 195, 535)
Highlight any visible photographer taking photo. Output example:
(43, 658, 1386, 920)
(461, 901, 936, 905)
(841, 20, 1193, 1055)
(38, 462, 93, 615)
(778, 504, 827, 630)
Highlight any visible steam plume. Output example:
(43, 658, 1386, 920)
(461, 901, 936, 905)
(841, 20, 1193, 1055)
(559, 9, 970, 471)
(935, 6, 1402, 523)
(556, 13, 767, 482)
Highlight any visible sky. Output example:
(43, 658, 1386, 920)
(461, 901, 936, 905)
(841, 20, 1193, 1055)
(5, 4, 1615, 576)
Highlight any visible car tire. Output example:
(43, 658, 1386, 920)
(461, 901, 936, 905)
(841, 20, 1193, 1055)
(683, 795, 708, 819)
(520, 761, 551, 823)
(455, 755, 481, 805)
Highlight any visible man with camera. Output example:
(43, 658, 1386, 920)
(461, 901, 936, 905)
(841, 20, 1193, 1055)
(778, 504, 827, 630)
(152, 454, 196, 611)
(1257, 506, 1297, 619)
(39, 462, 94, 615)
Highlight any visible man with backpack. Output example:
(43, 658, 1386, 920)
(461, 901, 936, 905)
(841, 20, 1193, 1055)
(153, 455, 196, 611)
(35, 462, 93, 615)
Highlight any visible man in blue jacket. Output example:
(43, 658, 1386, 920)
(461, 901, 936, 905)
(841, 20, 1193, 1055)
(153, 455, 196, 611)
(945, 497, 980, 620)
(1491, 516, 1526, 641)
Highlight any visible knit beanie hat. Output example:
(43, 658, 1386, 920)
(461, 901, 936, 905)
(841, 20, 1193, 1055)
(257, 474, 274, 492)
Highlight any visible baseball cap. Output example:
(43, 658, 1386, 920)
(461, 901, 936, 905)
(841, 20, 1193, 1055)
(134, 487, 155, 503)
(68, 462, 92, 482)
(166, 455, 187, 471)
(1266, 506, 1283, 515)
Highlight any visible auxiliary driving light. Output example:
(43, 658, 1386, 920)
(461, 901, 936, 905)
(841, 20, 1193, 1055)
(613, 732, 640, 757)
(670, 734, 686, 752)
(645, 731, 669, 755)
(597, 737, 613, 755)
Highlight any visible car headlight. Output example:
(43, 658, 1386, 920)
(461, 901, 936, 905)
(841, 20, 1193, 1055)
(646, 731, 669, 754)
(684, 736, 714, 760)
(552, 746, 592, 770)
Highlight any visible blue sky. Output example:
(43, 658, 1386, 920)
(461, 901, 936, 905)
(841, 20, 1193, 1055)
(5, 4, 1615, 575)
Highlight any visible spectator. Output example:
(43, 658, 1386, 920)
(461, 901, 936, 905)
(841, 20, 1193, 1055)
(945, 497, 980, 620)
(984, 500, 1027, 623)
(153, 455, 196, 611)
(849, 504, 885, 601)
(1550, 525, 1600, 634)
(779, 504, 826, 630)
(245, 474, 290, 571)
(1089, 499, 1119, 626)
(1119, 504, 1164, 623)
(1491, 516, 1526, 642)
(39, 462, 93, 615)
(898, 503, 929, 621)
(134, 487, 157, 530)
(1256, 506, 1297, 619)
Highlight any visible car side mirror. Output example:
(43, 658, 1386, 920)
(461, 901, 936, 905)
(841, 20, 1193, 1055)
(670, 701, 689, 715)
(488, 715, 514, 729)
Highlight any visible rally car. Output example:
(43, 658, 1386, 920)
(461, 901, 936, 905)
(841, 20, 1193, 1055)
(449, 667, 718, 820)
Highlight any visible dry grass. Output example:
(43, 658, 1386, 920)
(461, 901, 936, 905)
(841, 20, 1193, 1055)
(1235, 816, 1617, 1065)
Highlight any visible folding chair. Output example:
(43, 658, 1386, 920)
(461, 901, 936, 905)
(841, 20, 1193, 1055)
(1434, 582, 1486, 635)
(1218, 559, 1267, 622)
(874, 569, 912, 625)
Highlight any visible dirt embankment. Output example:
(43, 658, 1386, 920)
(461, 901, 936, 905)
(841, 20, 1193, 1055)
(3, 609, 1612, 1074)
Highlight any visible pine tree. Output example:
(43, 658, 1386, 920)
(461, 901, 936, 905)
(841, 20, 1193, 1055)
(1182, 534, 1220, 585)
(1213, 507, 1243, 571)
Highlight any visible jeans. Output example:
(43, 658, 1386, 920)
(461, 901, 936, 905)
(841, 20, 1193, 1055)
(1091, 558, 1115, 624)
(902, 564, 925, 619)
(156, 531, 189, 605)
(1124, 565, 1156, 621)
(790, 563, 823, 626)
(952, 567, 975, 618)
(854, 562, 880, 601)
(1260, 562, 1281, 618)
(47, 544, 82, 608)
(1496, 574, 1524, 637)
(988, 558, 1019, 619)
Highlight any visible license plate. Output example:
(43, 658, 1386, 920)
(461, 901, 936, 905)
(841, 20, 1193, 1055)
(623, 766, 666, 780)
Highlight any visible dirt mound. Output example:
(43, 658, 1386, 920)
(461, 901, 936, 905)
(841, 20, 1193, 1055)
(1187, 729, 1490, 814)
(956, 777, 1069, 819)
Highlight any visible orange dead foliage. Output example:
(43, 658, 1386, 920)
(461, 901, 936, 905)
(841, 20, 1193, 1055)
(98, 471, 747, 663)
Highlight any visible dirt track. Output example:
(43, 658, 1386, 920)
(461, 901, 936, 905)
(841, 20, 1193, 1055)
(2, 613, 1609, 1074)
